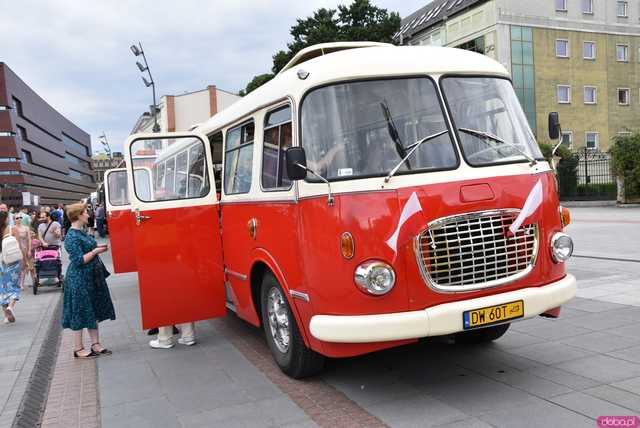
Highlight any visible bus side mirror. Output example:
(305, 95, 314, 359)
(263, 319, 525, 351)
(285, 147, 308, 181)
(548, 112, 561, 140)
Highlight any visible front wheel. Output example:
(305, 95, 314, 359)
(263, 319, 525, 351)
(454, 323, 510, 344)
(260, 273, 324, 378)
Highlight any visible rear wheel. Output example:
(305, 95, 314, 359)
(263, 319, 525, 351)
(455, 323, 510, 344)
(260, 273, 324, 378)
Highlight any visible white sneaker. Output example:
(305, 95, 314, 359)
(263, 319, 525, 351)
(149, 339, 174, 349)
(177, 337, 196, 346)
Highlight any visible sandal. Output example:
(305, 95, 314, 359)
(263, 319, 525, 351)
(73, 348, 98, 359)
(91, 343, 112, 355)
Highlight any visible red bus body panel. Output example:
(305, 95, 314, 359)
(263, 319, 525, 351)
(107, 209, 137, 273)
(133, 205, 226, 329)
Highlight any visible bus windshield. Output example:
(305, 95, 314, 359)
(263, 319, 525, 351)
(441, 77, 543, 166)
(300, 78, 457, 181)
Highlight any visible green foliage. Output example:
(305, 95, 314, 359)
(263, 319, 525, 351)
(239, 73, 275, 97)
(610, 132, 640, 197)
(576, 183, 617, 197)
(241, 0, 401, 95)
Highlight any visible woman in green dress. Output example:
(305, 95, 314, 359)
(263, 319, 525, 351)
(62, 202, 115, 358)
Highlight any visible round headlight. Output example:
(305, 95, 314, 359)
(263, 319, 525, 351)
(551, 232, 573, 263)
(354, 261, 396, 296)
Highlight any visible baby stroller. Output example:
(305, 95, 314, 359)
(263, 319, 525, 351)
(33, 245, 63, 295)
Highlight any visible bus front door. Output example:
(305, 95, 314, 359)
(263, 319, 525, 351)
(104, 168, 137, 273)
(125, 133, 226, 329)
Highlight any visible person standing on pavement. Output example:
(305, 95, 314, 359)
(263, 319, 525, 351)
(12, 212, 33, 290)
(149, 322, 196, 349)
(38, 212, 62, 247)
(95, 203, 106, 238)
(0, 211, 22, 324)
(61, 202, 115, 358)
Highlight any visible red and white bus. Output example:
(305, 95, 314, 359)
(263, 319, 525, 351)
(116, 42, 576, 378)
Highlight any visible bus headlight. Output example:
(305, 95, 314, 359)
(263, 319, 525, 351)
(354, 261, 395, 296)
(551, 232, 573, 263)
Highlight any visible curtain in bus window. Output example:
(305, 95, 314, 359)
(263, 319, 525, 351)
(224, 122, 254, 194)
(175, 151, 188, 197)
(187, 144, 208, 198)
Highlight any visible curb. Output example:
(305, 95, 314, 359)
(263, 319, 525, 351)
(9, 294, 63, 428)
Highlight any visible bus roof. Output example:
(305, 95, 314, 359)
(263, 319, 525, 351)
(196, 44, 509, 136)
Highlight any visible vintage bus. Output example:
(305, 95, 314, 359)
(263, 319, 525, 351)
(118, 42, 576, 378)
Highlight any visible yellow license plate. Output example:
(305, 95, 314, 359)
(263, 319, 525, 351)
(463, 300, 524, 330)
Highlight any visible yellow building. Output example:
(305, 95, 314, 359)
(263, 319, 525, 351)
(398, 0, 640, 151)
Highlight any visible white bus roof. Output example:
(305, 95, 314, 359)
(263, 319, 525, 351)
(196, 44, 510, 136)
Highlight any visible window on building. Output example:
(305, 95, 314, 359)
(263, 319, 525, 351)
(262, 105, 292, 191)
(456, 36, 485, 54)
(617, 44, 629, 61)
(556, 39, 569, 57)
(617, 1, 628, 17)
(62, 133, 90, 156)
(0, 105, 10, 111)
(68, 168, 94, 182)
(555, 0, 567, 11)
(561, 131, 573, 148)
(16, 126, 27, 141)
(11, 97, 23, 116)
(224, 121, 254, 195)
(0, 171, 19, 176)
(511, 26, 536, 132)
(618, 88, 630, 105)
(583, 41, 596, 59)
(584, 86, 597, 104)
(0, 131, 15, 137)
(557, 85, 571, 103)
(0, 158, 19, 162)
(21, 150, 32, 164)
(618, 131, 632, 137)
(582, 0, 593, 13)
(586, 132, 599, 150)
(64, 152, 91, 169)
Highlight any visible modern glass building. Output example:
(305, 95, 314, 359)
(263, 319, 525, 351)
(0, 62, 95, 206)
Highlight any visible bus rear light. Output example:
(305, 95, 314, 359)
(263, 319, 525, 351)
(354, 261, 395, 296)
(340, 232, 355, 259)
(560, 206, 571, 228)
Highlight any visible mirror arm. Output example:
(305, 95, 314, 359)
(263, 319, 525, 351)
(294, 163, 334, 207)
(550, 123, 563, 171)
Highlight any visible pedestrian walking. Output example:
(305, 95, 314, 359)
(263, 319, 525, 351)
(87, 205, 96, 237)
(1, 211, 23, 324)
(38, 211, 62, 247)
(149, 322, 197, 349)
(61, 202, 115, 358)
(95, 203, 106, 238)
(12, 213, 33, 290)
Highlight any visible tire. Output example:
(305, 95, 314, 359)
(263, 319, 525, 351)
(260, 273, 324, 378)
(454, 323, 510, 344)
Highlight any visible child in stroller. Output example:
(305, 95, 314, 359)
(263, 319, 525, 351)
(33, 245, 63, 295)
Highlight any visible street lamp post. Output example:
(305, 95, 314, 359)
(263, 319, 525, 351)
(130, 42, 160, 133)
(99, 132, 112, 159)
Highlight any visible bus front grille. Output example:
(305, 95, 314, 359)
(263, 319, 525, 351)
(414, 209, 538, 292)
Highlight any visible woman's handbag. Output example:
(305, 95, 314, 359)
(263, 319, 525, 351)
(2, 235, 23, 265)
(93, 254, 111, 287)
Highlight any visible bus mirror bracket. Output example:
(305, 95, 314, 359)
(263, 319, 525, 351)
(548, 112, 563, 170)
(285, 147, 334, 207)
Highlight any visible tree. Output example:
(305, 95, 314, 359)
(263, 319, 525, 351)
(239, 0, 400, 95)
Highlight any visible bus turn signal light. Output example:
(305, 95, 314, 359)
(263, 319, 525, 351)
(340, 232, 355, 259)
(560, 206, 571, 228)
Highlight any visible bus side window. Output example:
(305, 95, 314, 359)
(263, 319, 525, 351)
(208, 132, 223, 194)
(224, 121, 254, 195)
(261, 105, 292, 191)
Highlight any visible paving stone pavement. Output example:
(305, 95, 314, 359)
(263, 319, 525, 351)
(32, 206, 640, 427)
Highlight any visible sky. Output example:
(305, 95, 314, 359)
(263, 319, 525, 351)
(0, 0, 430, 154)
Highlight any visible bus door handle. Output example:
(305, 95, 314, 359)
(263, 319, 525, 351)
(135, 209, 152, 226)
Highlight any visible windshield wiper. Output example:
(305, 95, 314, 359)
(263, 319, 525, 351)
(458, 127, 537, 166)
(384, 129, 449, 183)
(380, 101, 411, 170)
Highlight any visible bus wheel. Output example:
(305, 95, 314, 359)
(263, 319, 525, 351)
(260, 273, 324, 378)
(454, 323, 510, 344)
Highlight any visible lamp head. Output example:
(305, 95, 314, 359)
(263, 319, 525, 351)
(136, 61, 147, 72)
(142, 76, 153, 87)
(130, 44, 141, 56)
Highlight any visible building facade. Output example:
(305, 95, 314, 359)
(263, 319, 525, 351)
(0, 62, 95, 207)
(92, 152, 125, 185)
(130, 85, 240, 134)
(397, 0, 640, 151)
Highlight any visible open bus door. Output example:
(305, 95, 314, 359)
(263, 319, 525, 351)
(125, 132, 226, 329)
(104, 168, 137, 273)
